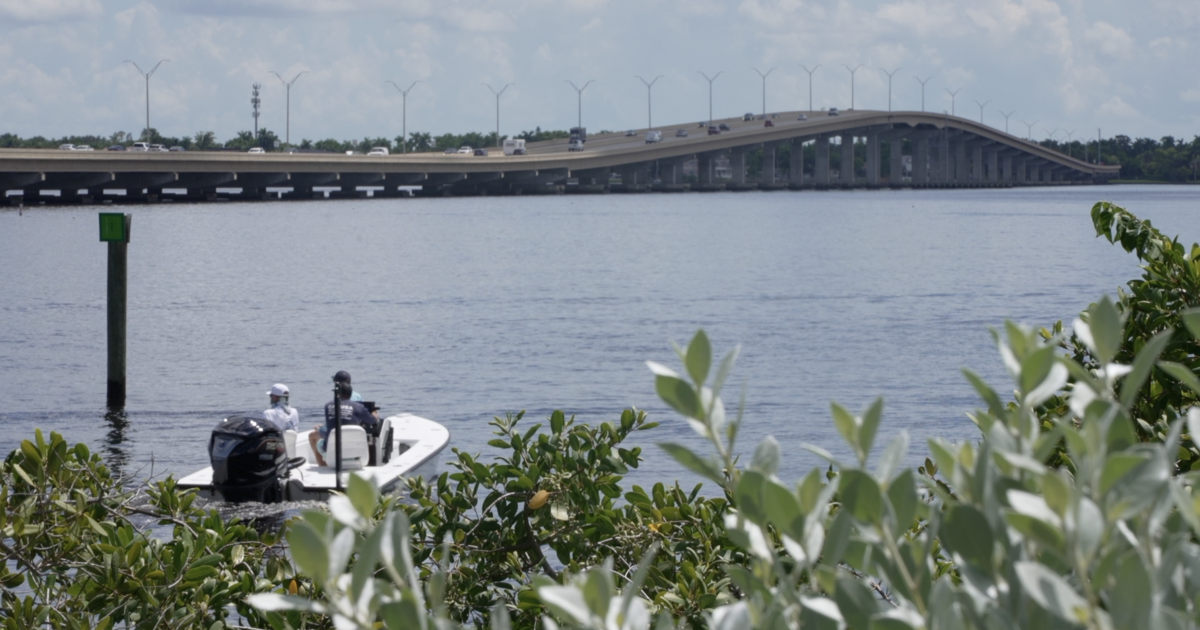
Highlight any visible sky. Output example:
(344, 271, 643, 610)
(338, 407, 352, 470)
(1, 0, 1197, 144)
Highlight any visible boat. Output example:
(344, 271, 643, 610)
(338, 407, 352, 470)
(177, 412, 450, 502)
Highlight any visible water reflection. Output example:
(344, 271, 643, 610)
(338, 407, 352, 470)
(102, 407, 130, 478)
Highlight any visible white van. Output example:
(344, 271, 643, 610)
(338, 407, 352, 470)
(367, 147, 389, 156)
(503, 138, 526, 155)
(131, 142, 151, 151)
(645, 130, 663, 144)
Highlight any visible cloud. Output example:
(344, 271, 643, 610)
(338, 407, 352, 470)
(0, 0, 102, 23)
(1182, 88, 1200, 104)
(1083, 21, 1134, 59)
(1097, 96, 1138, 119)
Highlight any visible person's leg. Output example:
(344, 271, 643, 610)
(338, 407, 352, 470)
(309, 429, 327, 466)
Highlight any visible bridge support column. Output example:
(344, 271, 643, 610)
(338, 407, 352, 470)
(1002, 155, 1013, 183)
(761, 145, 777, 185)
(1029, 162, 1041, 184)
(913, 138, 929, 184)
(987, 149, 999, 183)
(840, 133, 854, 185)
(1015, 158, 1028, 184)
(698, 155, 713, 185)
(865, 133, 880, 186)
(730, 152, 746, 185)
(788, 139, 805, 185)
(889, 138, 903, 184)
(971, 145, 983, 183)
(954, 140, 967, 185)
(814, 137, 830, 185)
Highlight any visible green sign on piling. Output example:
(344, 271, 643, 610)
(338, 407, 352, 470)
(99, 213, 130, 242)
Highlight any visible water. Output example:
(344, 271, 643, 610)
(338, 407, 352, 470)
(1, 186, 1196, 491)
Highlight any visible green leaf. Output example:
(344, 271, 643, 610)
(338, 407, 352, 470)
(830, 402, 860, 459)
(287, 521, 329, 586)
(1088, 295, 1124, 365)
(734, 471, 767, 525)
(860, 398, 883, 461)
(1182, 307, 1200, 341)
(582, 562, 613, 621)
(1014, 561, 1092, 624)
(838, 470, 883, 525)
(538, 585, 593, 626)
(834, 576, 878, 630)
(750, 436, 780, 476)
(659, 443, 725, 486)
(940, 505, 993, 571)
(1160, 362, 1200, 397)
(886, 469, 918, 532)
(655, 375, 702, 419)
(685, 330, 712, 386)
(1005, 514, 1066, 552)
(763, 479, 802, 540)
(346, 474, 379, 520)
(711, 345, 741, 402)
(246, 593, 326, 614)
(1120, 329, 1173, 408)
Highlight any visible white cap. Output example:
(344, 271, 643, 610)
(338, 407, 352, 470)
(268, 383, 290, 397)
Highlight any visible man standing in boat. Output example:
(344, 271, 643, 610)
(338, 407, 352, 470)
(309, 371, 378, 466)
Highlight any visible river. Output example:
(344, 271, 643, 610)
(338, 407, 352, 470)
(1, 185, 1195, 491)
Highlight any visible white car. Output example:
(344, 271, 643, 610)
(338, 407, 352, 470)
(248, 147, 266, 154)
(828, 107, 839, 116)
(797, 113, 808, 121)
(150, 144, 168, 152)
(367, 147, 389, 156)
(76, 145, 94, 151)
(645, 130, 663, 143)
(58, 144, 75, 150)
(131, 142, 151, 151)
(456, 146, 472, 155)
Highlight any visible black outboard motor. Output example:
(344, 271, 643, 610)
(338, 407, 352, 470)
(209, 416, 288, 503)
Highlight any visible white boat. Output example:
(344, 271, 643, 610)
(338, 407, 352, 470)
(177, 412, 450, 502)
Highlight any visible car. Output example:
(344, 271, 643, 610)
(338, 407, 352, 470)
(150, 144, 168, 152)
(107, 145, 127, 151)
(456, 146, 472, 154)
(568, 138, 585, 151)
(645, 130, 662, 144)
(718, 123, 730, 131)
(168, 146, 185, 152)
(443, 148, 456, 154)
(697, 121, 707, 128)
(797, 113, 808, 121)
(675, 129, 688, 138)
(131, 142, 150, 151)
(743, 113, 754, 121)
(75, 144, 94, 151)
(764, 120, 775, 127)
(707, 126, 720, 135)
(58, 144, 75, 150)
(247, 147, 265, 154)
(828, 107, 839, 116)
(367, 147, 389, 156)
(512, 148, 527, 155)
(625, 130, 637, 137)
(473, 148, 488, 156)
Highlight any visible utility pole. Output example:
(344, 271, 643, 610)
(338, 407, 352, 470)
(973, 99, 989, 124)
(564, 79, 594, 130)
(998, 110, 1014, 134)
(1064, 129, 1076, 158)
(697, 71, 723, 124)
(1097, 128, 1102, 164)
(251, 83, 262, 137)
(1019, 120, 1039, 141)
(752, 67, 776, 117)
(799, 65, 820, 111)
(270, 70, 308, 150)
(385, 80, 421, 153)
(483, 83, 512, 148)
(124, 59, 169, 143)
(945, 88, 961, 117)
(914, 75, 932, 112)
(843, 64, 863, 109)
(636, 75, 663, 129)
(881, 67, 900, 111)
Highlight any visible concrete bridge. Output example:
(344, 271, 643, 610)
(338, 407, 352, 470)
(1, 110, 1120, 203)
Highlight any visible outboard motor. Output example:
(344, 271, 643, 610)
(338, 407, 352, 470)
(209, 416, 288, 503)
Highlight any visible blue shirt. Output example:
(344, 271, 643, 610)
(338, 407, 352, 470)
(321, 398, 378, 437)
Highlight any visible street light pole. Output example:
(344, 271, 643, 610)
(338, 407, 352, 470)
(973, 99, 989, 124)
(799, 65, 820, 112)
(1019, 120, 1039, 141)
(124, 59, 169, 143)
(752, 67, 776, 117)
(881, 67, 900, 111)
(697, 71, 723, 125)
(1064, 129, 1076, 158)
(636, 75, 663, 129)
(843, 64, 863, 109)
(998, 110, 1015, 134)
(270, 70, 308, 150)
(483, 83, 512, 148)
(914, 75, 932, 112)
(385, 80, 421, 153)
(945, 88, 961, 117)
(564, 80, 594, 130)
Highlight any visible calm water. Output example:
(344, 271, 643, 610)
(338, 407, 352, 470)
(1, 186, 1196, 490)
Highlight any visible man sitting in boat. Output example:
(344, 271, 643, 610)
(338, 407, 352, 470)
(309, 371, 379, 466)
(263, 383, 300, 432)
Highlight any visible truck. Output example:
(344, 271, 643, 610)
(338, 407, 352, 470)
(569, 127, 587, 143)
(503, 138, 527, 155)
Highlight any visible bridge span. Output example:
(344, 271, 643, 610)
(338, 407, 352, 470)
(2, 110, 1119, 203)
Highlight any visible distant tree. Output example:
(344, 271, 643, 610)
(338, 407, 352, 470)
(224, 131, 256, 150)
(139, 128, 163, 144)
(299, 138, 313, 149)
(314, 138, 348, 153)
(193, 131, 216, 150)
(256, 128, 279, 150)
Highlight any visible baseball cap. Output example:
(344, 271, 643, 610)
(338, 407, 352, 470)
(268, 383, 290, 397)
(333, 371, 352, 383)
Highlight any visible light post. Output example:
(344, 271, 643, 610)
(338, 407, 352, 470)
(973, 99, 989, 124)
(1019, 119, 1038, 141)
(483, 83, 512, 148)
(1064, 129, 1076, 158)
(914, 75, 932, 112)
(697, 71, 723, 124)
(636, 75, 663, 129)
(945, 88, 961, 117)
(124, 59, 169, 142)
(799, 65, 819, 111)
(843, 64, 863, 109)
(385, 80, 421, 153)
(998, 110, 1014, 134)
(881, 67, 900, 111)
(752, 67, 775, 117)
(564, 79, 594, 130)
(270, 70, 308, 150)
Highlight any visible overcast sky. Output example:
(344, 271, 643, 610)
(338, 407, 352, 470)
(2, 0, 1197, 144)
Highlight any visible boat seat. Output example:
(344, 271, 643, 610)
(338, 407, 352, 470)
(325, 426, 369, 470)
(283, 430, 298, 459)
(374, 416, 394, 465)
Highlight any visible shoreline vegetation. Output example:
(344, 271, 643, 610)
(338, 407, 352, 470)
(4, 202, 1200, 629)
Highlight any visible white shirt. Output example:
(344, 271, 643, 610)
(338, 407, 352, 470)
(263, 403, 300, 432)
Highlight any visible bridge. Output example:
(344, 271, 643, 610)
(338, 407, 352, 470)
(1, 110, 1120, 204)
